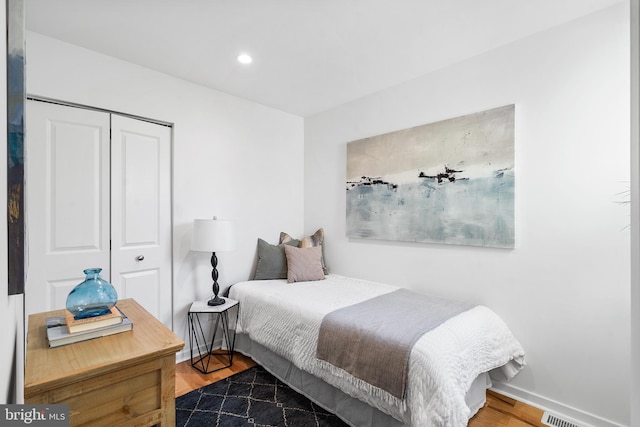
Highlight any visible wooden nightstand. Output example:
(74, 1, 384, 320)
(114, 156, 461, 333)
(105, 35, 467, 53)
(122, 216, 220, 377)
(188, 298, 239, 374)
(24, 299, 184, 427)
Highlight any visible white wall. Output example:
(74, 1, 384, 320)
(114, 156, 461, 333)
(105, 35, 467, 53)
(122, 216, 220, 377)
(305, 4, 630, 427)
(25, 32, 305, 359)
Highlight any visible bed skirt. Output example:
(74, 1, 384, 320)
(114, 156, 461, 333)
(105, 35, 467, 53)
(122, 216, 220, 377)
(234, 332, 490, 427)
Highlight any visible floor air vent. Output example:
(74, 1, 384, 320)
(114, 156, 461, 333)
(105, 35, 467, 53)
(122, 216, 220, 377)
(541, 411, 584, 427)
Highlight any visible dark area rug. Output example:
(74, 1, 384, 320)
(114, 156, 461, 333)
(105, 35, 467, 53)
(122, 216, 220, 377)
(176, 365, 349, 426)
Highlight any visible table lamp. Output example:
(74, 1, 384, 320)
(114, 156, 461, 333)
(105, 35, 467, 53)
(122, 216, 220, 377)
(191, 217, 236, 306)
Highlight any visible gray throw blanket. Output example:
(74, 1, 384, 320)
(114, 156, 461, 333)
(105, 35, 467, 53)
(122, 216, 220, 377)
(316, 288, 473, 400)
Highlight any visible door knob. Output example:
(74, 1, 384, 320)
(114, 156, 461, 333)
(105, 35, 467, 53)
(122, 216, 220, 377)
(136, 255, 145, 261)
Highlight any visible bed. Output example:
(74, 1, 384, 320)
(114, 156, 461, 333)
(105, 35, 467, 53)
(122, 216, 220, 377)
(227, 273, 525, 427)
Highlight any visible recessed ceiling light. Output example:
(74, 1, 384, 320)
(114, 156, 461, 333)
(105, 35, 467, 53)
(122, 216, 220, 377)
(237, 54, 253, 64)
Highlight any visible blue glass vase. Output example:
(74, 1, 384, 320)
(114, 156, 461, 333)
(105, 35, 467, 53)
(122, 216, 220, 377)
(66, 268, 118, 320)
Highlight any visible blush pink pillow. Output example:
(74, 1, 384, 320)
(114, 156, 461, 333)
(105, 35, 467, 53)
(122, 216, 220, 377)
(284, 245, 325, 283)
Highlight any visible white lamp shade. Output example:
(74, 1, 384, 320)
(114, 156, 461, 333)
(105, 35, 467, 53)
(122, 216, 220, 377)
(191, 218, 236, 252)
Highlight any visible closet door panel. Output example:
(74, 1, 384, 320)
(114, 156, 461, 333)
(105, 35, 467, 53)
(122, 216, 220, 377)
(26, 101, 111, 316)
(122, 133, 159, 244)
(120, 270, 161, 318)
(111, 115, 172, 328)
(50, 131, 103, 251)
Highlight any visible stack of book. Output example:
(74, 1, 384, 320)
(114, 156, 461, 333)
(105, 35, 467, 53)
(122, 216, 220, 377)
(46, 306, 133, 348)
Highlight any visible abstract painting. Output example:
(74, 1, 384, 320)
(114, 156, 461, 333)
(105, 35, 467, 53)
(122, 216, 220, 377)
(346, 105, 515, 248)
(7, 0, 25, 294)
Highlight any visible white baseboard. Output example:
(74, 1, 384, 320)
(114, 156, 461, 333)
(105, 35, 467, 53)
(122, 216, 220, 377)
(176, 337, 224, 364)
(176, 347, 191, 364)
(490, 382, 626, 427)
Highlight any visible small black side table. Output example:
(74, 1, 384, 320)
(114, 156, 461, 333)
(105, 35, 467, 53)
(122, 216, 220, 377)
(188, 298, 239, 374)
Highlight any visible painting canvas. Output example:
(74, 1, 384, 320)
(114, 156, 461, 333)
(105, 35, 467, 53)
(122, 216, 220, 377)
(7, 0, 25, 294)
(346, 105, 515, 248)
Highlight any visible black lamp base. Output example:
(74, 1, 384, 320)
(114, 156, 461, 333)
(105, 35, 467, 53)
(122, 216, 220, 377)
(207, 296, 226, 306)
(207, 251, 226, 306)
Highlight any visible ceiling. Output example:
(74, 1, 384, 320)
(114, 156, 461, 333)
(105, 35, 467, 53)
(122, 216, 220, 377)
(25, 0, 623, 117)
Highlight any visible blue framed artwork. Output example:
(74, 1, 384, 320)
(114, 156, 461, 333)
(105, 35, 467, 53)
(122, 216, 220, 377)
(346, 105, 515, 248)
(7, 0, 25, 295)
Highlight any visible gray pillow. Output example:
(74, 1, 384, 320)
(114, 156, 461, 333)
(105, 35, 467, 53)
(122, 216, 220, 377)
(253, 238, 299, 280)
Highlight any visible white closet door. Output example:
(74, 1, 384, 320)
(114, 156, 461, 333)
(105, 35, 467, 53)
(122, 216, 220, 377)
(25, 101, 111, 316)
(110, 115, 172, 328)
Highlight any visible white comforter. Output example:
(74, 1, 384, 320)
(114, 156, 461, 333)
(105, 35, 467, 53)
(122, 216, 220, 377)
(229, 274, 525, 427)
